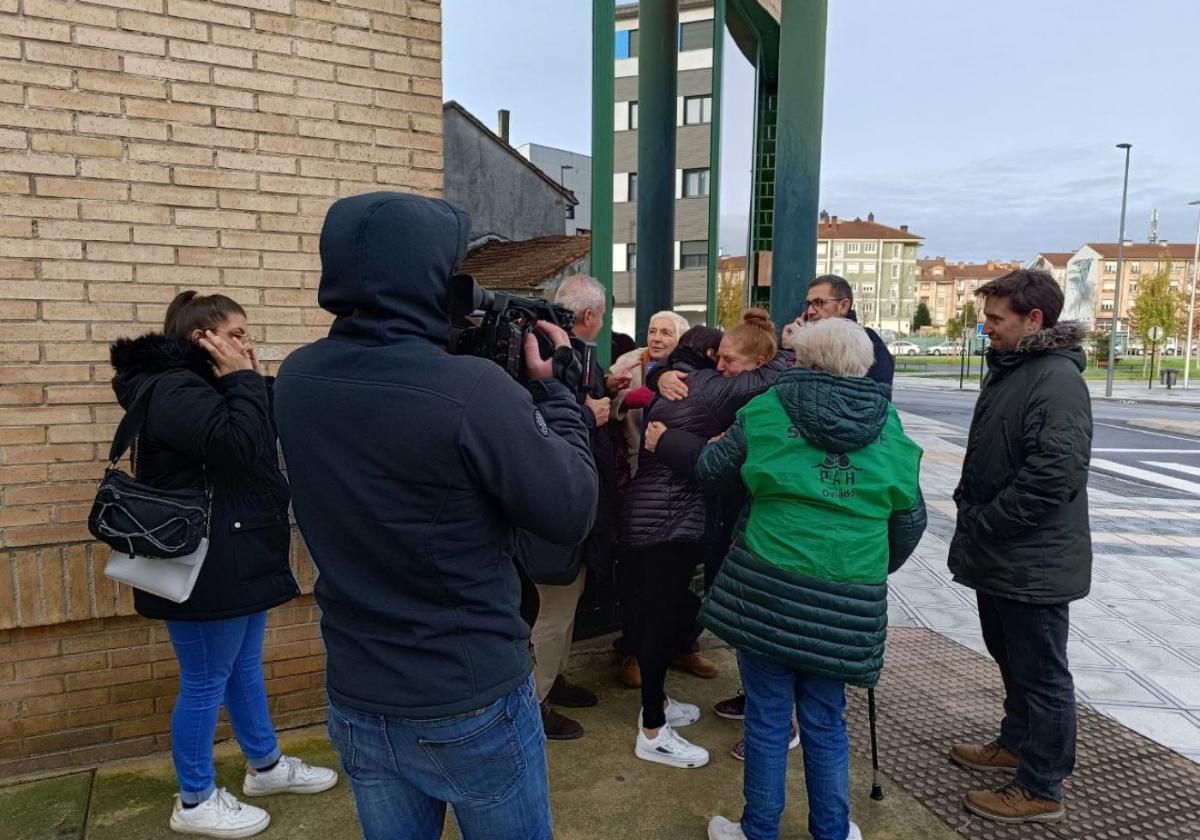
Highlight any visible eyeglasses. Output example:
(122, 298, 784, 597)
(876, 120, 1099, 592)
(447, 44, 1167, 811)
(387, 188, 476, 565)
(805, 297, 847, 311)
(213, 329, 253, 344)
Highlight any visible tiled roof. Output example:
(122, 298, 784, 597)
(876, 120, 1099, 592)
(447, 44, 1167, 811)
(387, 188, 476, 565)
(1084, 243, 1197, 260)
(919, 258, 1021, 281)
(818, 218, 922, 241)
(458, 235, 592, 293)
(1036, 252, 1076, 267)
(718, 255, 746, 271)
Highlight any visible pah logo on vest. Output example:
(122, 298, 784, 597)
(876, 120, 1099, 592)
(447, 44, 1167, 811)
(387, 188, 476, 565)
(812, 452, 861, 500)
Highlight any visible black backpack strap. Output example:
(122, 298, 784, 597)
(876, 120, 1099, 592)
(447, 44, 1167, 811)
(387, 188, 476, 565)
(107, 373, 168, 465)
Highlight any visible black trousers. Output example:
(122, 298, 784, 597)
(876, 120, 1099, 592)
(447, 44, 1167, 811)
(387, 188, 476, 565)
(631, 542, 702, 729)
(615, 546, 700, 659)
(977, 591, 1076, 801)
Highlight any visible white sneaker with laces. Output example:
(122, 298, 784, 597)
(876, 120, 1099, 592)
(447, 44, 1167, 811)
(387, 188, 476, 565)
(847, 820, 864, 840)
(708, 815, 748, 839)
(635, 722, 710, 768)
(242, 754, 338, 797)
(637, 696, 701, 729)
(169, 788, 270, 838)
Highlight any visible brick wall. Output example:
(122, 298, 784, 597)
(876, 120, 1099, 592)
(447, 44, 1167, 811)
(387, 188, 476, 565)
(0, 0, 443, 779)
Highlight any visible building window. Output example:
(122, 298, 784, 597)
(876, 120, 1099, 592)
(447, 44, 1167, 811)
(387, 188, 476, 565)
(682, 168, 709, 197)
(847, 242, 861, 254)
(1101, 301, 1114, 311)
(891, 243, 902, 258)
(683, 95, 712, 125)
(864, 242, 878, 255)
(817, 242, 827, 255)
(832, 261, 843, 275)
(833, 242, 844, 258)
(629, 101, 638, 130)
(891, 264, 901, 280)
(566, 205, 575, 220)
(680, 240, 708, 270)
(1130, 262, 1140, 275)
(615, 29, 639, 59)
(862, 262, 876, 274)
(862, 284, 875, 294)
(1104, 261, 1117, 274)
(679, 19, 713, 51)
(1172, 262, 1183, 275)
(846, 262, 859, 275)
(628, 172, 637, 200)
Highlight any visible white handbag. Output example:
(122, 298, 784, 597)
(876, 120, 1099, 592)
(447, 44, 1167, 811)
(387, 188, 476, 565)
(105, 538, 210, 603)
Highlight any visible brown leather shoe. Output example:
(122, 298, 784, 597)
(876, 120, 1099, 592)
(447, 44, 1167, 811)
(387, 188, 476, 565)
(619, 656, 641, 689)
(672, 651, 719, 679)
(949, 740, 1019, 773)
(964, 782, 1064, 824)
(540, 700, 583, 740)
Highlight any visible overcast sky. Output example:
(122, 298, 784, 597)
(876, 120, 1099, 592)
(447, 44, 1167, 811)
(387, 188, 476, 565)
(444, 0, 1200, 262)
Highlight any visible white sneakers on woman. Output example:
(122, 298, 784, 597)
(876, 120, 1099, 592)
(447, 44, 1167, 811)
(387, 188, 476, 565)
(170, 788, 270, 838)
(707, 815, 863, 840)
(242, 754, 339, 797)
(635, 696, 709, 768)
(170, 755, 338, 837)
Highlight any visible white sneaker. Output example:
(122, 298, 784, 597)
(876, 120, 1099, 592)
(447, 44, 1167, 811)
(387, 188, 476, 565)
(637, 696, 701, 729)
(242, 754, 338, 797)
(708, 815, 748, 839)
(847, 821, 864, 840)
(789, 729, 800, 750)
(635, 722, 710, 768)
(169, 788, 270, 838)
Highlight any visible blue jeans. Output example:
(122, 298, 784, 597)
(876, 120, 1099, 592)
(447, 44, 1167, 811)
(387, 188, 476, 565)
(977, 592, 1075, 800)
(166, 612, 281, 804)
(738, 650, 850, 840)
(327, 676, 552, 840)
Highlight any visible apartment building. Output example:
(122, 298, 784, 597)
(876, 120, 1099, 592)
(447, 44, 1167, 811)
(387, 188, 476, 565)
(816, 212, 923, 335)
(1064, 242, 1197, 335)
(917, 258, 1023, 327)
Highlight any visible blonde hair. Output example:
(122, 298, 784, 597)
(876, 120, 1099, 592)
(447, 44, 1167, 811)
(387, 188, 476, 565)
(726, 308, 777, 363)
(786, 317, 874, 377)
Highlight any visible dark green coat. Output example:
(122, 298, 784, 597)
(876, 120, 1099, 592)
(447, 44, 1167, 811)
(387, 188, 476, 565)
(949, 322, 1093, 604)
(696, 368, 927, 687)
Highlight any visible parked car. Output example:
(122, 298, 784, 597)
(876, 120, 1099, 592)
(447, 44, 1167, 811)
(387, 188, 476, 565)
(927, 342, 959, 356)
(888, 341, 920, 356)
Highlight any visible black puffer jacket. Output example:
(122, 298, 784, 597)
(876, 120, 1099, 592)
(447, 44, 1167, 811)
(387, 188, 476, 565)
(619, 347, 785, 547)
(949, 322, 1093, 604)
(109, 335, 299, 621)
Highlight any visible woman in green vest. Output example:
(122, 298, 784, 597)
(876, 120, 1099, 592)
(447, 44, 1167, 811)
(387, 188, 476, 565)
(700, 317, 927, 840)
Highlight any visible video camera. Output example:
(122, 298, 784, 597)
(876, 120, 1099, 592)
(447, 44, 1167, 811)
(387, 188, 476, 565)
(447, 274, 595, 394)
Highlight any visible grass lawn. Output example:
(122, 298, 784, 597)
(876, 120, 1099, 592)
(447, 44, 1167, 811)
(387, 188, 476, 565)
(896, 354, 1199, 381)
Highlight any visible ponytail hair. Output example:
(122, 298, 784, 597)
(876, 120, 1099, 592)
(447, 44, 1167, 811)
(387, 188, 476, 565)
(726, 307, 777, 363)
(164, 291, 246, 339)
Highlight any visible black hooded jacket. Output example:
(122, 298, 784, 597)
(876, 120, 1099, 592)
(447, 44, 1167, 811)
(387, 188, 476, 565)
(273, 192, 597, 719)
(949, 322, 1093, 604)
(108, 335, 299, 621)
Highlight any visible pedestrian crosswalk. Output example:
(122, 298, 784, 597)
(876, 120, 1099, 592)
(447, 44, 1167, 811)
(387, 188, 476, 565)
(1091, 458, 1200, 496)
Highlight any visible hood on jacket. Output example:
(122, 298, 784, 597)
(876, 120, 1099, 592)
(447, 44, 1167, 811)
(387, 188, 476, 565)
(110, 333, 215, 409)
(772, 367, 890, 454)
(990, 320, 1088, 375)
(318, 192, 471, 346)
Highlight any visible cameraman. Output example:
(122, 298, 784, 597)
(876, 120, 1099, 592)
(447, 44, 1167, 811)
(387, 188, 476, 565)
(274, 193, 597, 840)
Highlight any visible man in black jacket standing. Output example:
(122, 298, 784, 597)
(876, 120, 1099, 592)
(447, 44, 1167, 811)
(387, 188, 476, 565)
(794, 274, 894, 389)
(947, 269, 1092, 825)
(274, 193, 597, 840)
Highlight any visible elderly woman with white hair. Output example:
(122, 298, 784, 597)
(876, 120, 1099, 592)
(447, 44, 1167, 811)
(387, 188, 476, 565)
(698, 317, 927, 840)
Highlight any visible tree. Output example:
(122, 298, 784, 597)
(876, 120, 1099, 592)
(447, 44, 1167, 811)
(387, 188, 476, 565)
(961, 299, 978, 332)
(911, 302, 932, 332)
(716, 270, 746, 330)
(1129, 261, 1179, 376)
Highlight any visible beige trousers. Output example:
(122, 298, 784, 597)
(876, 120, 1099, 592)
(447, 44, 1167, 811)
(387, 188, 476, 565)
(531, 568, 587, 702)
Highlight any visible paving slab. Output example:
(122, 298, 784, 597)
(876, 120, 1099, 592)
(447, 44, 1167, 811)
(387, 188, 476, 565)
(0, 770, 91, 840)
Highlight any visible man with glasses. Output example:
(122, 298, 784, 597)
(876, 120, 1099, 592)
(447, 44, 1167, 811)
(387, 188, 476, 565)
(793, 274, 894, 389)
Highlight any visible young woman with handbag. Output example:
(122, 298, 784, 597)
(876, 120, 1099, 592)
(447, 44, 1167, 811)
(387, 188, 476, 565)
(106, 291, 336, 838)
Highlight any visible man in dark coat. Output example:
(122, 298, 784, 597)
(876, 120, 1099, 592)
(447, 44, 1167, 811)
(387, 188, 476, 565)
(947, 269, 1092, 825)
(273, 193, 597, 840)
(794, 274, 894, 390)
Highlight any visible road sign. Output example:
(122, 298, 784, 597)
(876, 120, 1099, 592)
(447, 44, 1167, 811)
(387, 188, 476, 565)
(1148, 325, 1164, 342)
(976, 322, 986, 337)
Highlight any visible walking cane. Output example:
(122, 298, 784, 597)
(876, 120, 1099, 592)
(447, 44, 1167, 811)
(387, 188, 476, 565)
(868, 688, 884, 800)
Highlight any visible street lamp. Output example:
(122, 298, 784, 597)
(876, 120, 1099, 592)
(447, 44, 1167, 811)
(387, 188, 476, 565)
(1184, 199, 1200, 389)
(1105, 143, 1132, 398)
(559, 164, 574, 185)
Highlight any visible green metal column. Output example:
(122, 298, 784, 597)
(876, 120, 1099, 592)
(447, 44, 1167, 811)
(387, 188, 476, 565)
(591, 0, 616, 368)
(704, 1, 725, 325)
(769, 0, 827, 327)
(635, 0, 678, 343)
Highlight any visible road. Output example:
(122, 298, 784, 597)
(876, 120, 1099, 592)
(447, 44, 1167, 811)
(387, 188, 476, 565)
(895, 387, 1200, 499)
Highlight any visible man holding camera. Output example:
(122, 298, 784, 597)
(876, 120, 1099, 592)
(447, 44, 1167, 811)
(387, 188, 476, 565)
(274, 193, 597, 840)
(519, 275, 620, 740)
